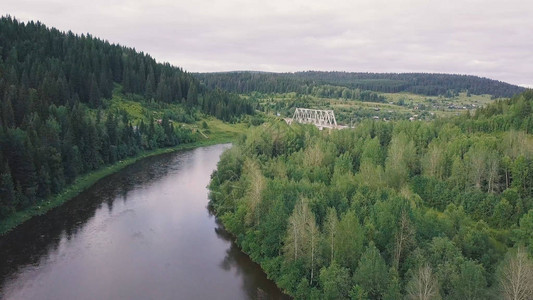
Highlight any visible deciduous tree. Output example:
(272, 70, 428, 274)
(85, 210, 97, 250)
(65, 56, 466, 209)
(497, 247, 533, 300)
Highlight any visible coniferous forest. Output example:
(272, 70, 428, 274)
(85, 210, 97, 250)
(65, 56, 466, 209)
(0, 16, 253, 219)
(209, 91, 533, 299)
(195, 71, 525, 98)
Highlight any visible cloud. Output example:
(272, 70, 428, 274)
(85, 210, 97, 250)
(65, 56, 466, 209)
(3, 0, 533, 86)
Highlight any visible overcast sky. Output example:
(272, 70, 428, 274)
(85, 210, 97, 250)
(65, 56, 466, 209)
(4, 0, 533, 86)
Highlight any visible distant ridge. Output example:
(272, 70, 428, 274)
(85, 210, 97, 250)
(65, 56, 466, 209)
(195, 71, 525, 98)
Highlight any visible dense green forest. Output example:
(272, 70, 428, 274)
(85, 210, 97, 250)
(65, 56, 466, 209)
(195, 71, 525, 99)
(209, 90, 533, 299)
(0, 16, 253, 219)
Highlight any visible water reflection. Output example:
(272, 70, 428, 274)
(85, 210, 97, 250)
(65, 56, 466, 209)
(0, 145, 288, 300)
(215, 220, 290, 300)
(0, 151, 180, 286)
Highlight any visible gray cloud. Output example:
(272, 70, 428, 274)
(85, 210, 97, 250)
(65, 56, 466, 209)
(4, 0, 532, 86)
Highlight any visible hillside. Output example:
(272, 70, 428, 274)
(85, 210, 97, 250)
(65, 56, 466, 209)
(197, 71, 526, 124)
(209, 90, 533, 299)
(0, 16, 253, 228)
(196, 71, 524, 98)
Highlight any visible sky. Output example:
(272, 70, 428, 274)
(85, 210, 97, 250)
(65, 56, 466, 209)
(3, 0, 533, 87)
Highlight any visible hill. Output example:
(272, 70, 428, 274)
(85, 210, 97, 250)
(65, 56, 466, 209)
(195, 71, 525, 98)
(196, 71, 526, 124)
(0, 16, 253, 228)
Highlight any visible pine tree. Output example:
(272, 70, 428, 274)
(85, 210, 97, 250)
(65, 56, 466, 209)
(2, 86, 16, 128)
(0, 164, 16, 217)
(145, 65, 156, 99)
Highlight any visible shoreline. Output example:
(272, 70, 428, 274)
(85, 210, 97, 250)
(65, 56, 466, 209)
(212, 212, 293, 298)
(0, 137, 234, 236)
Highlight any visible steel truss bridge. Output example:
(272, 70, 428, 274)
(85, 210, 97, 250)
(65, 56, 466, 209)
(287, 108, 338, 130)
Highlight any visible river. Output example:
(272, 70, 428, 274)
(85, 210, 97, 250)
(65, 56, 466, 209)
(0, 144, 288, 299)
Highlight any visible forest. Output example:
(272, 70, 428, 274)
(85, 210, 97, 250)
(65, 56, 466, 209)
(2, 14, 533, 299)
(195, 71, 525, 99)
(209, 90, 533, 299)
(0, 16, 253, 219)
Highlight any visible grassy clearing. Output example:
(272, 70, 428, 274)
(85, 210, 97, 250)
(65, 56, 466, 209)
(252, 92, 499, 123)
(381, 92, 497, 117)
(104, 86, 196, 125)
(199, 117, 249, 139)
(107, 94, 147, 121)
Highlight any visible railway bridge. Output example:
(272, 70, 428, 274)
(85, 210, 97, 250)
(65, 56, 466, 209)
(285, 108, 339, 130)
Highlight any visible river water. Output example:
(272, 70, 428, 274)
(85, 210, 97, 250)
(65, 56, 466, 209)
(0, 144, 288, 299)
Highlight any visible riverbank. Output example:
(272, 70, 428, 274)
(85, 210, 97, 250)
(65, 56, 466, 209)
(0, 137, 235, 236)
(1, 143, 289, 299)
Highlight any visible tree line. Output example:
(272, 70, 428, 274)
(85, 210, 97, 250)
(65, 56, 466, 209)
(0, 16, 254, 218)
(0, 101, 197, 217)
(195, 71, 525, 99)
(209, 90, 533, 299)
(0, 16, 253, 124)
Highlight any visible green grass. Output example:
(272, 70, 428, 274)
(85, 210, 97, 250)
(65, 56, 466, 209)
(380, 92, 497, 117)
(251, 91, 500, 123)
(107, 94, 147, 121)
(0, 129, 244, 236)
(104, 86, 196, 124)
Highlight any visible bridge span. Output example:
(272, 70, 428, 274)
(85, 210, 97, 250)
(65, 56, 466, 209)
(285, 108, 342, 130)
